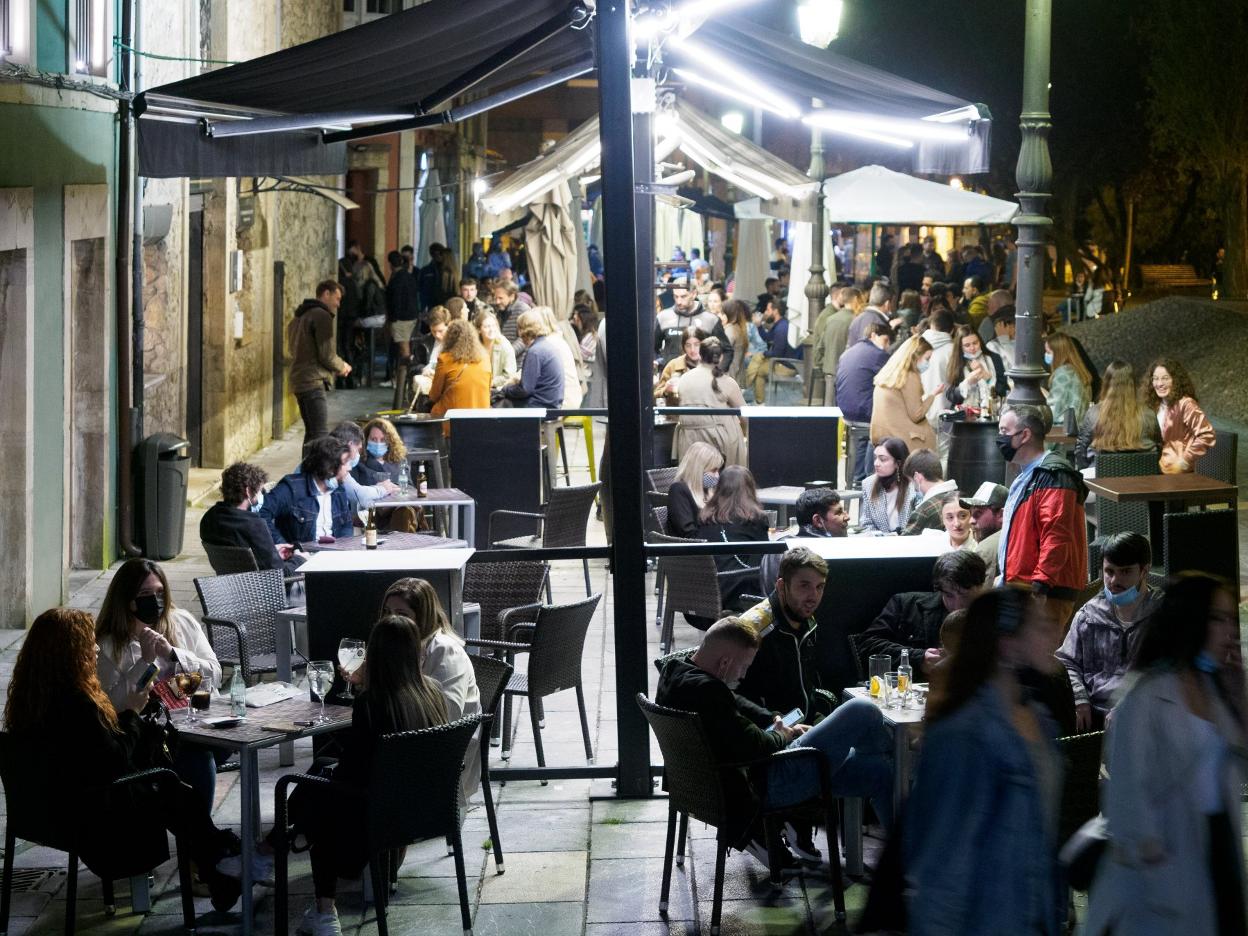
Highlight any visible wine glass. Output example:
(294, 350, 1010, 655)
(337, 639, 365, 700)
(175, 668, 203, 724)
(308, 661, 335, 725)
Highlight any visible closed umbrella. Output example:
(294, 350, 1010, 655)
(525, 179, 579, 319)
(654, 201, 683, 269)
(733, 218, 771, 305)
(568, 177, 594, 294)
(417, 166, 447, 266)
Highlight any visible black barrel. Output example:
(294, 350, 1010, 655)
(946, 419, 1006, 492)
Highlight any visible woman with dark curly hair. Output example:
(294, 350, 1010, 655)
(1143, 356, 1215, 473)
(200, 462, 304, 574)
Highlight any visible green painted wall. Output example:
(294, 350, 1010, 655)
(36, 1, 69, 74)
(0, 102, 117, 615)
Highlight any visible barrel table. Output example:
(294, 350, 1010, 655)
(946, 418, 1006, 492)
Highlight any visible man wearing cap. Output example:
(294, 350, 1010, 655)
(961, 481, 1008, 586)
(996, 404, 1088, 630)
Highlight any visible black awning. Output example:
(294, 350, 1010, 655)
(136, 0, 594, 177)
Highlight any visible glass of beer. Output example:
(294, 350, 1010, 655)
(868, 655, 890, 702)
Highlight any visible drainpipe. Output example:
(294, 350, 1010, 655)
(131, 0, 145, 435)
(115, 0, 142, 556)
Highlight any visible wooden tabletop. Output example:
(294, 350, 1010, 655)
(1083, 473, 1237, 504)
(175, 696, 352, 751)
(302, 531, 469, 552)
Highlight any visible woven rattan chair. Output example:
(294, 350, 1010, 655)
(637, 695, 845, 935)
(1199, 429, 1238, 491)
(466, 594, 602, 775)
(648, 530, 704, 633)
(0, 733, 196, 935)
(646, 467, 680, 495)
(1093, 450, 1159, 537)
(274, 716, 483, 936)
(1163, 509, 1239, 584)
(845, 633, 867, 685)
(1057, 731, 1104, 846)
(462, 560, 549, 644)
(203, 540, 305, 592)
(467, 654, 513, 875)
(648, 532, 759, 654)
(489, 482, 602, 597)
(193, 569, 306, 684)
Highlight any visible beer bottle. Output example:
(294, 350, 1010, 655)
(364, 506, 378, 549)
(417, 462, 428, 498)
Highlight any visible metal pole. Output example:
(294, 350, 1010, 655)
(1007, 0, 1053, 408)
(595, 0, 652, 797)
(804, 107, 828, 396)
(633, 107, 655, 468)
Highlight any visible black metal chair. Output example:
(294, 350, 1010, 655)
(467, 654, 514, 875)
(274, 716, 483, 936)
(194, 568, 307, 684)
(637, 695, 845, 935)
(762, 356, 806, 406)
(489, 482, 603, 597)
(0, 733, 197, 935)
(1092, 450, 1159, 538)
(466, 594, 602, 776)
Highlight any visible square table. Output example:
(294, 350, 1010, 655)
(301, 530, 468, 552)
(176, 695, 352, 934)
(1084, 472, 1238, 546)
(370, 487, 477, 546)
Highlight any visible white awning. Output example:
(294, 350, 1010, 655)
(820, 164, 1018, 225)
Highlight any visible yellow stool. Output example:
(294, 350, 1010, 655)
(556, 415, 597, 484)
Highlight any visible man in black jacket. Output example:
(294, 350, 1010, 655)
(656, 616, 892, 868)
(858, 549, 986, 677)
(199, 462, 304, 577)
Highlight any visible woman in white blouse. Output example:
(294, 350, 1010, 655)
(379, 577, 482, 802)
(95, 558, 223, 808)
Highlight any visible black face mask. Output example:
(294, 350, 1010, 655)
(134, 594, 164, 626)
(995, 434, 1018, 463)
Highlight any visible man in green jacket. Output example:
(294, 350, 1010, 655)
(288, 279, 351, 455)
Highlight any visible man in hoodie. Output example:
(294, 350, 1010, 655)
(1057, 532, 1163, 731)
(997, 404, 1089, 631)
(657, 613, 891, 868)
(736, 548, 892, 861)
(653, 280, 722, 365)
(288, 280, 351, 455)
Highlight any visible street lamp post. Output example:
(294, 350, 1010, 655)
(1007, 0, 1053, 410)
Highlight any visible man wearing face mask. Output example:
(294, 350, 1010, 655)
(656, 615, 892, 870)
(259, 437, 355, 548)
(996, 404, 1088, 632)
(1057, 532, 1163, 731)
(200, 462, 307, 576)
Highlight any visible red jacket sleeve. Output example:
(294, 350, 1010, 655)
(1031, 487, 1087, 591)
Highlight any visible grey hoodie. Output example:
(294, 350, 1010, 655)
(1056, 586, 1165, 713)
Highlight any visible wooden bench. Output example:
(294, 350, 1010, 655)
(1138, 263, 1212, 292)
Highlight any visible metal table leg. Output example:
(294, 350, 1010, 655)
(893, 725, 911, 818)
(238, 748, 258, 935)
(275, 615, 295, 767)
(464, 502, 476, 547)
(843, 798, 864, 876)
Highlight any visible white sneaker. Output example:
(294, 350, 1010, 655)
(297, 908, 342, 936)
(216, 850, 276, 886)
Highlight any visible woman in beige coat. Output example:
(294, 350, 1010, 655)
(870, 335, 943, 452)
(674, 337, 748, 467)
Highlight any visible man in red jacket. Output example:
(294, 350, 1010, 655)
(996, 403, 1088, 631)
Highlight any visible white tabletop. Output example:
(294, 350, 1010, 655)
(299, 547, 475, 574)
(741, 406, 842, 419)
(757, 486, 863, 505)
(447, 408, 547, 419)
(845, 686, 926, 726)
(786, 535, 950, 561)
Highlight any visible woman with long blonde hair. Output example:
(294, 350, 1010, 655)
(428, 319, 492, 425)
(666, 441, 726, 536)
(6, 608, 248, 912)
(1074, 360, 1160, 470)
(1044, 332, 1092, 428)
(870, 335, 941, 453)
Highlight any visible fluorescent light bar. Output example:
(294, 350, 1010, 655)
(673, 67, 800, 120)
(803, 115, 913, 150)
(677, 42, 804, 119)
(633, 0, 763, 39)
(923, 104, 982, 123)
(804, 110, 967, 143)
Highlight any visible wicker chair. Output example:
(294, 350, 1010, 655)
(466, 594, 602, 774)
(462, 560, 549, 644)
(274, 716, 483, 936)
(1199, 429, 1238, 491)
(1163, 509, 1239, 584)
(648, 529, 704, 634)
(467, 654, 514, 875)
(637, 695, 845, 935)
(0, 733, 196, 935)
(202, 540, 305, 591)
(193, 569, 306, 684)
(1057, 731, 1104, 847)
(646, 467, 680, 495)
(1092, 450, 1159, 538)
(845, 633, 867, 685)
(489, 482, 603, 597)
(649, 532, 760, 654)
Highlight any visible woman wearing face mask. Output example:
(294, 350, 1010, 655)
(943, 325, 1008, 410)
(1042, 332, 1092, 431)
(870, 335, 942, 454)
(1143, 356, 1216, 474)
(1086, 573, 1247, 936)
(360, 417, 409, 483)
(259, 436, 355, 547)
(906, 587, 1067, 936)
(95, 559, 224, 811)
(859, 437, 922, 535)
(666, 441, 725, 537)
(200, 462, 305, 575)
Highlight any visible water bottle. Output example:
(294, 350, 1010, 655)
(229, 668, 247, 717)
(397, 460, 410, 494)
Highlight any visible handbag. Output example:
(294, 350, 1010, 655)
(134, 697, 180, 771)
(1060, 814, 1108, 890)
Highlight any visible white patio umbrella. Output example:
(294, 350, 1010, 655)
(821, 164, 1019, 224)
(416, 166, 447, 266)
(525, 178, 579, 319)
(733, 218, 771, 304)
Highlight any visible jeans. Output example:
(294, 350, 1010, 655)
(764, 697, 893, 828)
(173, 745, 220, 813)
(295, 385, 329, 456)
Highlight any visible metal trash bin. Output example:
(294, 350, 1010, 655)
(136, 433, 190, 560)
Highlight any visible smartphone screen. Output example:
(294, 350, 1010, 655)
(780, 708, 803, 728)
(136, 662, 159, 693)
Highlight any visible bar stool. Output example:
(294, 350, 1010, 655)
(558, 416, 597, 484)
(844, 421, 872, 489)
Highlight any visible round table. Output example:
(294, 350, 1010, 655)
(946, 418, 1006, 492)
